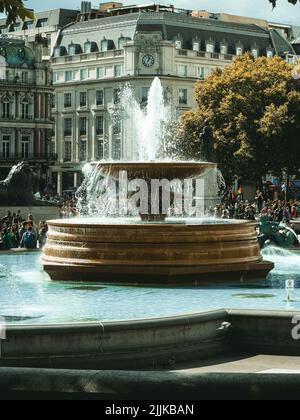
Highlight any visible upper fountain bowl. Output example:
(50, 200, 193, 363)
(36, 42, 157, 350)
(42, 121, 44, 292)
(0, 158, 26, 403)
(95, 161, 217, 181)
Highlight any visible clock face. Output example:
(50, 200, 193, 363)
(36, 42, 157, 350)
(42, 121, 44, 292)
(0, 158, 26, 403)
(142, 54, 155, 67)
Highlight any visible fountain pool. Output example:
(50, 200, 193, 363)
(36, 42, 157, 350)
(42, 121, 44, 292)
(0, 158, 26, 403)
(1, 247, 300, 325)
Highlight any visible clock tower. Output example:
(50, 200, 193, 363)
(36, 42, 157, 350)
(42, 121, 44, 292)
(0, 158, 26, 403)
(134, 32, 162, 75)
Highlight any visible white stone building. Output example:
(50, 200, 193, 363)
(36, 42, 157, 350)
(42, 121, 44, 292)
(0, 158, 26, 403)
(50, 4, 295, 194)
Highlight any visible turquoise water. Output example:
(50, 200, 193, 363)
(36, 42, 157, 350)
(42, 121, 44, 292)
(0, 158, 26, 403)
(0, 247, 300, 324)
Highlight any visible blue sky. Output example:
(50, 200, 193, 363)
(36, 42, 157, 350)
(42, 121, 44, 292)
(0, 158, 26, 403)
(19, 0, 300, 25)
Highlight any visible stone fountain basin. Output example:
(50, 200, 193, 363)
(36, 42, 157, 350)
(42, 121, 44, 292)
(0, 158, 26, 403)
(95, 161, 217, 180)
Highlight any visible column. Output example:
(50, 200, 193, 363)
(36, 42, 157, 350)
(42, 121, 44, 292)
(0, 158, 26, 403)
(74, 172, 79, 189)
(57, 171, 63, 196)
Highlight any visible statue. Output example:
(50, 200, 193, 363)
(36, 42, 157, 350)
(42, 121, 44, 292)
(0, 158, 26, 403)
(258, 214, 299, 249)
(0, 162, 40, 206)
(199, 119, 216, 162)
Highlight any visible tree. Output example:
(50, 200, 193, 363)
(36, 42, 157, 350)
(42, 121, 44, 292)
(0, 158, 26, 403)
(0, 0, 34, 25)
(175, 54, 300, 185)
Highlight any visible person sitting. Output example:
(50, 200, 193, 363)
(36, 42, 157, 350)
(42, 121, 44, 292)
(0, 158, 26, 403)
(20, 226, 37, 250)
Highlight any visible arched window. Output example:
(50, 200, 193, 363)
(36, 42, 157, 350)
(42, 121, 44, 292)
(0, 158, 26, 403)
(220, 41, 228, 55)
(206, 39, 215, 53)
(84, 41, 92, 53)
(266, 47, 274, 58)
(236, 42, 244, 56)
(68, 42, 76, 56)
(251, 44, 259, 59)
(192, 37, 200, 52)
(174, 34, 183, 50)
(101, 37, 109, 52)
(21, 97, 29, 119)
(2, 96, 11, 119)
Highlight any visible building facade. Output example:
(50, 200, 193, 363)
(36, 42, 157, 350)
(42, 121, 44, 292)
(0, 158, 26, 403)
(0, 36, 54, 186)
(50, 5, 295, 194)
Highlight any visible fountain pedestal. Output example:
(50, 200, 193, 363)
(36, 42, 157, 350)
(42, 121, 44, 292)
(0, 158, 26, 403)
(42, 219, 273, 285)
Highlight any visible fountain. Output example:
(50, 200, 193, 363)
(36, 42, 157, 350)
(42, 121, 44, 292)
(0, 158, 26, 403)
(42, 78, 273, 284)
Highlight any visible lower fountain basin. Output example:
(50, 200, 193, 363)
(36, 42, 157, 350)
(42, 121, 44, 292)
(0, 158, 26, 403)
(42, 219, 273, 284)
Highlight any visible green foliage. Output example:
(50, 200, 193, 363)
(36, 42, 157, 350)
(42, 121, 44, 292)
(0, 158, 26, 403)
(176, 54, 300, 183)
(0, 0, 34, 25)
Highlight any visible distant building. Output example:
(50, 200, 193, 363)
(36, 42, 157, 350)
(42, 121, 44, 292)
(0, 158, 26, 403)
(0, 36, 54, 186)
(0, 8, 79, 62)
(50, 3, 295, 194)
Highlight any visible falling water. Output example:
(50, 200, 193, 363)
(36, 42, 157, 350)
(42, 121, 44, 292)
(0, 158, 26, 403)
(119, 77, 172, 161)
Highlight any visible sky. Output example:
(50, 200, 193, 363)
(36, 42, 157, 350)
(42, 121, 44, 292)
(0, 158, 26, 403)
(22, 0, 300, 25)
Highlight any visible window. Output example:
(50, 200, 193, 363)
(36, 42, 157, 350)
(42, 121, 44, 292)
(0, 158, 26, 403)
(113, 89, 121, 105)
(84, 41, 92, 54)
(21, 100, 29, 119)
(252, 48, 259, 59)
(21, 136, 30, 159)
(53, 47, 61, 58)
(38, 18, 48, 28)
(51, 94, 56, 108)
(65, 71, 73, 82)
(113, 120, 121, 135)
(141, 87, 149, 103)
(64, 118, 72, 137)
(178, 65, 187, 77)
(179, 89, 188, 105)
(267, 49, 274, 58)
(97, 67, 105, 79)
(96, 139, 105, 160)
(175, 40, 182, 50)
(47, 34, 52, 55)
(96, 116, 104, 135)
(220, 44, 228, 55)
(64, 141, 72, 161)
(206, 42, 215, 53)
(26, 21, 34, 29)
(80, 140, 87, 162)
(2, 98, 10, 118)
(236, 45, 243, 56)
(50, 141, 56, 156)
(112, 137, 121, 160)
(21, 72, 28, 83)
(193, 42, 200, 52)
(68, 44, 76, 56)
(197, 67, 205, 80)
(64, 93, 72, 108)
(12, 23, 21, 31)
(114, 65, 122, 77)
(80, 117, 87, 136)
(2, 135, 11, 158)
(101, 38, 109, 52)
(52, 72, 59, 83)
(96, 90, 104, 106)
(80, 92, 87, 107)
(80, 69, 88, 80)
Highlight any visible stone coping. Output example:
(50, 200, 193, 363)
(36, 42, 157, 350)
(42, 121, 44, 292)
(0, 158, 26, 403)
(1, 367, 300, 400)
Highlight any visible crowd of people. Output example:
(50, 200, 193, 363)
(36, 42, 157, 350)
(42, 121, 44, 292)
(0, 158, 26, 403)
(0, 211, 48, 251)
(1, 187, 300, 252)
(208, 188, 300, 225)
